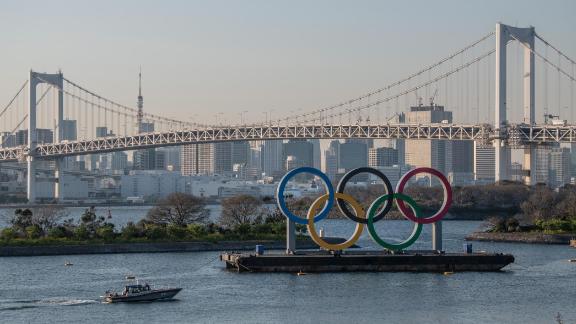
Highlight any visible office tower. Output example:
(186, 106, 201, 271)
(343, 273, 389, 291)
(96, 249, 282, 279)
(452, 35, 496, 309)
(282, 140, 314, 170)
(0, 132, 16, 148)
(325, 140, 340, 182)
(15, 129, 53, 145)
(231, 141, 250, 166)
(155, 149, 166, 170)
(159, 147, 181, 171)
(510, 162, 523, 182)
(531, 146, 553, 184)
(61, 119, 77, 141)
(447, 141, 474, 173)
(309, 139, 321, 169)
(214, 142, 233, 174)
(369, 147, 399, 167)
(110, 152, 128, 171)
(549, 147, 572, 188)
(181, 144, 214, 175)
(404, 104, 452, 174)
(339, 140, 368, 171)
(261, 140, 283, 178)
(474, 142, 495, 182)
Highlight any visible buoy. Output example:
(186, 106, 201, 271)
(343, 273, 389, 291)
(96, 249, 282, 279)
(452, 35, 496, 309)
(297, 270, 307, 276)
(64, 261, 73, 266)
(125, 275, 136, 280)
(443, 271, 454, 275)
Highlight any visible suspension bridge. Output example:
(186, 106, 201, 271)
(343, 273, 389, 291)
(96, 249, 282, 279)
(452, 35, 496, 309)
(0, 23, 575, 203)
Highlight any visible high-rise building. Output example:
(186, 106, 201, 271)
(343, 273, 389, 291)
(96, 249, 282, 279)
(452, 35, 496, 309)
(214, 142, 233, 174)
(155, 150, 166, 170)
(231, 141, 250, 166)
(474, 143, 495, 182)
(510, 162, 523, 182)
(325, 140, 340, 182)
(549, 147, 571, 188)
(447, 141, 474, 173)
(15, 129, 53, 145)
(339, 140, 368, 171)
(181, 144, 214, 175)
(61, 119, 77, 141)
(282, 140, 314, 170)
(369, 147, 399, 168)
(309, 139, 321, 169)
(159, 147, 181, 171)
(531, 146, 553, 184)
(404, 105, 452, 174)
(0, 132, 16, 148)
(261, 140, 283, 178)
(110, 152, 128, 171)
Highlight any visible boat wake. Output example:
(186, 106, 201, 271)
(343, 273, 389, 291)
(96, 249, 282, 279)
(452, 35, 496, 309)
(0, 298, 98, 311)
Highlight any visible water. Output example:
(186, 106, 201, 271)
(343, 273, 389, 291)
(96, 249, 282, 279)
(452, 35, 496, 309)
(1, 219, 575, 323)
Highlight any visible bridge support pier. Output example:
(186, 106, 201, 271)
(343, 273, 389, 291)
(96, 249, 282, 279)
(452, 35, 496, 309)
(286, 219, 295, 254)
(54, 158, 62, 201)
(432, 221, 443, 251)
(26, 70, 64, 204)
(494, 23, 535, 183)
(26, 156, 36, 203)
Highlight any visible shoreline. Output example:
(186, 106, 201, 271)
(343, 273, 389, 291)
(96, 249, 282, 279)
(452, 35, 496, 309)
(0, 237, 348, 257)
(466, 231, 575, 245)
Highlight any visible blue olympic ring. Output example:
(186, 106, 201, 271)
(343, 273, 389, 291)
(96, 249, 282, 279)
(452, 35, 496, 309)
(276, 167, 335, 224)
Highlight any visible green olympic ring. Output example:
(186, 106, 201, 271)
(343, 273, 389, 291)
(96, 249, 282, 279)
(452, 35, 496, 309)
(366, 193, 423, 251)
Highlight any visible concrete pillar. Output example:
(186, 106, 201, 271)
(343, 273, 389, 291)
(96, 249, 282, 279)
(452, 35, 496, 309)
(54, 72, 64, 201)
(523, 27, 536, 185)
(54, 158, 62, 201)
(286, 219, 295, 254)
(27, 71, 38, 204)
(432, 221, 443, 251)
(494, 23, 535, 183)
(494, 23, 510, 182)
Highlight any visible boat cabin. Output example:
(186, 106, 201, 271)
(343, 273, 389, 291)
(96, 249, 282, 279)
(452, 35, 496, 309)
(123, 284, 151, 295)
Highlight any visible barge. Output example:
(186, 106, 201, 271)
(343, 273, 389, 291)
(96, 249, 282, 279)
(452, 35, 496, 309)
(220, 250, 514, 273)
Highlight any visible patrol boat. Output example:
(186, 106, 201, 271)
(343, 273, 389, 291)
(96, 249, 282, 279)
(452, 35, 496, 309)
(104, 280, 182, 303)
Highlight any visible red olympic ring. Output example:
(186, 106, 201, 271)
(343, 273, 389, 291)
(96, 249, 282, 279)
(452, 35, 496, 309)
(395, 167, 452, 224)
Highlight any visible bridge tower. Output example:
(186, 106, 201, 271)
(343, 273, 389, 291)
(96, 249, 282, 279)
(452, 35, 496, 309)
(27, 71, 64, 203)
(494, 23, 535, 183)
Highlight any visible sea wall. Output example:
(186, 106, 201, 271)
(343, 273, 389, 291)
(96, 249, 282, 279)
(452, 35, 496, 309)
(466, 232, 574, 245)
(0, 237, 346, 257)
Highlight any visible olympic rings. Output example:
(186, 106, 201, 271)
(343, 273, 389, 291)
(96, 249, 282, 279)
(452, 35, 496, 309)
(277, 167, 335, 224)
(395, 167, 452, 224)
(275, 166, 452, 251)
(336, 167, 394, 224)
(366, 193, 422, 251)
(308, 193, 365, 250)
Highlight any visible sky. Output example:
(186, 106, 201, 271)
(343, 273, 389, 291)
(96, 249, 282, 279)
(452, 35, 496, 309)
(0, 0, 575, 126)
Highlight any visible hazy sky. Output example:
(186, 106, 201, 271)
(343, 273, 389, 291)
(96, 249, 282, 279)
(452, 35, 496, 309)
(1, 0, 575, 125)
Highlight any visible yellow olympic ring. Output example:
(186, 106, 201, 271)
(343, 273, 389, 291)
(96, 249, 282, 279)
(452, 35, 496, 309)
(307, 193, 365, 251)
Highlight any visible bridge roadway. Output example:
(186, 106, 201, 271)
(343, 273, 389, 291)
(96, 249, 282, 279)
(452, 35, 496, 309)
(0, 123, 575, 162)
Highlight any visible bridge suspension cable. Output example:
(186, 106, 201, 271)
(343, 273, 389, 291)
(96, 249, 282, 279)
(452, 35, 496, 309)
(509, 33, 575, 82)
(274, 31, 495, 125)
(62, 77, 215, 129)
(303, 49, 496, 123)
(0, 80, 28, 119)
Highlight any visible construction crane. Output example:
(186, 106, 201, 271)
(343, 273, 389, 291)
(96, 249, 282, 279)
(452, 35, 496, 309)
(429, 89, 439, 106)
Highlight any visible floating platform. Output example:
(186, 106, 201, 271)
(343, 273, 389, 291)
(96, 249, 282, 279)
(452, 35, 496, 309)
(220, 250, 514, 273)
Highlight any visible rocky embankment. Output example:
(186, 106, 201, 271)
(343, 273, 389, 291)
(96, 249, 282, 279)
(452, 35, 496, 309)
(466, 231, 575, 245)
